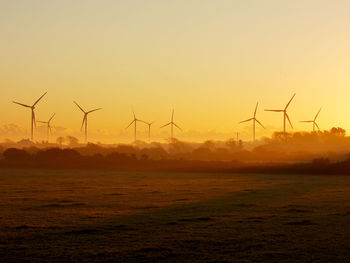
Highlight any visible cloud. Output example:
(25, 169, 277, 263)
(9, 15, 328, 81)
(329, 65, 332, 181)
(0, 122, 281, 144)
(0, 123, 71, 142)
(0, 124, 28, 138)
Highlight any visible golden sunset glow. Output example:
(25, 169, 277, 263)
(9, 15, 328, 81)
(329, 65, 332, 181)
(1, 1, 350, 142)
(4, 3, 350, 262)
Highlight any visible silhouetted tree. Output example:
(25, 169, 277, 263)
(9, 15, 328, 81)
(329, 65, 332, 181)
(3, 148, 31, 162)
(56, 136, 65, 146)
(330, 127, 346, 137)
(225, 138, 237, 151)
(141, 154, 149, 160)
(312, 158, 330, 166)
(238, 140, 243, 149)
(66, 136, 79, 147)
(192, 147, 213, 161)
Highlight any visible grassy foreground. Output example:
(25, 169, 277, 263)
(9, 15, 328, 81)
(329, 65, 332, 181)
(1, 169, 350, 262)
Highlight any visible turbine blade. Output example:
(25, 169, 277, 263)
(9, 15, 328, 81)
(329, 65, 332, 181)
(87, 108, 102, 114)
(125, 119, 135, 129)
(37, 121, 47, 124)
(172, 109, 174, 122)
(285, 113, 293, 129)
(314, 108, 321, 121)
(13, 101, 31, 108)
(143, 121, 153, 127)
(74, 101, 86, 113)
(264, 109, 283, 112)
(145, 121, 155, 126)
(315, 122, 320, 130)
(300, 120, 313, 123)
(255, 119, 265, 129)
(160, 122, 171, 128)
(239, 118, 253, 124)
(48, 113, 56, 122)
(254, 102, 258, 117)
(137, 119, 147, 125)
(173, 122, 182, 130)
(81, 115, 86, 131)
(285, 93, 296, 110)
(137, 119, 145, 123)
(32, 92, 47, 107)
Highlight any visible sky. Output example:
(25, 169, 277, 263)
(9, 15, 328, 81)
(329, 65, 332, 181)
(1, 0, 350, 143)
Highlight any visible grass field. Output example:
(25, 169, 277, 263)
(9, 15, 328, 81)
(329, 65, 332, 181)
(1, 169, 350, 262)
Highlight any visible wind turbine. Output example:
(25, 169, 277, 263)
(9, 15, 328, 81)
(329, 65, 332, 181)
(37, 113, 55, 142)
(74, 101, 102, 143)
(300, 108, 321, 132)
(13, 92, 47, 141)
(265, 93, 296, 136)
(160, 109, 181, 139)
(239, 102, 265, 141)
(142, 121, 154, 141)
(126, 110, 145, 141)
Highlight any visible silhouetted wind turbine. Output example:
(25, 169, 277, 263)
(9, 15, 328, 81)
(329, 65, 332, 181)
(142, 121, 154, 141)
(37, 113, 55, 142)
(265, 93, 296, 136)
(300, 108, 321, 132)
(74, 101, 102, 143)
(126, 110, 145, 141)
(160, 109, 181, 139)
(239, 102, 265, 141)
(13, 92, 47, 141)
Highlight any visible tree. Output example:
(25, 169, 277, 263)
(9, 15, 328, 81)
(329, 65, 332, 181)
(66, 136, 79, 147)
(330, 127, 346, 137)
(225, 138, 237, 151)
(238, 140, 243, 149)
(3, 148, 31, 162)
(56, 136, 65, 146)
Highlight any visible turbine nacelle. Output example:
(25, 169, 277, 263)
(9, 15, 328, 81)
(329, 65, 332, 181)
(37, 114, 55, 140)
(140, 121, 155, 141)
(239, 102, 265, 141)
(126, 110, 147, 141)
(160, 109, 182, 139)
(300, 108, 321, 131)
(264, 93, 296, 134)
(74, 101, 102, 142)
(12, 92, 47, 141)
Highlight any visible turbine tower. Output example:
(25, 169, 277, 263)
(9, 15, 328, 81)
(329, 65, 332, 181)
(126, 111, 145, 141)
(37, 113, 55, 142)
(142, 121, 154, 141)
(74, 101, 102, 143)
(265, 93, 296, 136)
(239, 102, 265, 141)
(160, 109, 181, 139)
(300, 108, 321, 132)
(13, 92, 47, 141)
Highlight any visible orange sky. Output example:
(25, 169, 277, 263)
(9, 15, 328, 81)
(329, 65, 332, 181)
(1, 1, 350, 143)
